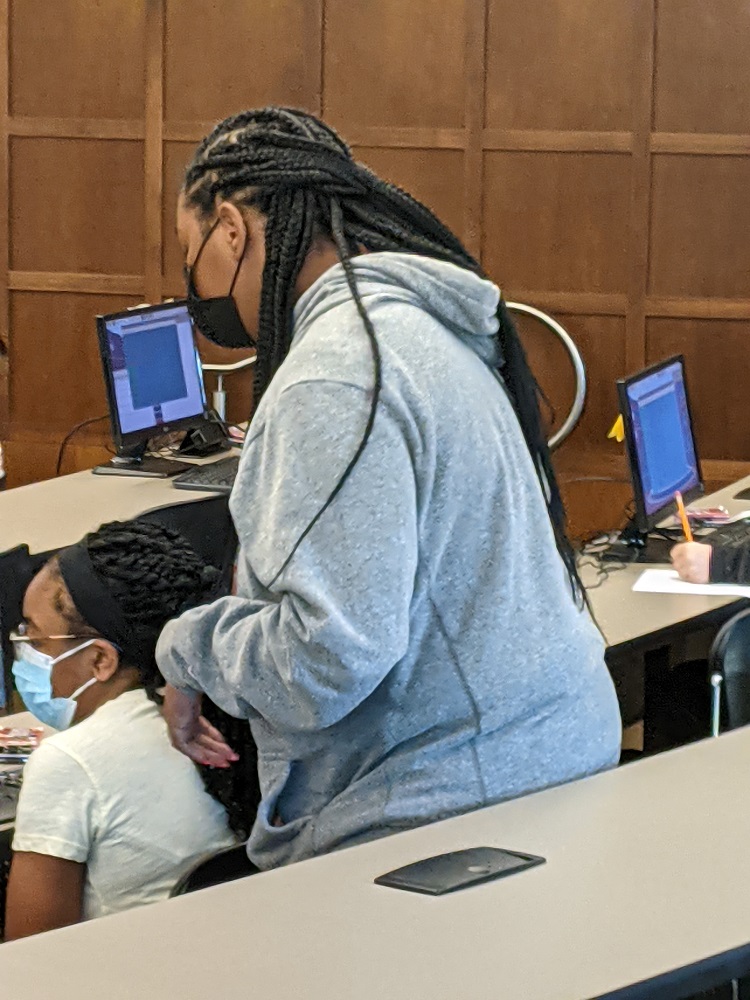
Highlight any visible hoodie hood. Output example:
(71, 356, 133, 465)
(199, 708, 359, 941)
(293, 252, 502, 367)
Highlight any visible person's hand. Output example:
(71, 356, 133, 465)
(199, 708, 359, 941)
(670, 541, 712, 584)
(162, 685, 239, 768)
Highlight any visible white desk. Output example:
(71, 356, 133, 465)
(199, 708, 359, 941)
(1, 730, 750, 999)
(3, 468, 750, 653)
(2, 465, 749, 741)
(0, 468, 212, 555)
(583, 473, 750, 652)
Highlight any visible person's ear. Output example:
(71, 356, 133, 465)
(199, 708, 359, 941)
(89, 640, 121, 684)
(216, 201, 249, 261)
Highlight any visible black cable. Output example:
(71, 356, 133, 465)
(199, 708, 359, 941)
(537, 385, 557, 429)
(581, 559, 630, 589)
(55, 415, 109, 477)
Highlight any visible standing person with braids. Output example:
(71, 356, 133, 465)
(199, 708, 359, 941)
(158, 107, 621, 869)
(4, 521, 240, 940)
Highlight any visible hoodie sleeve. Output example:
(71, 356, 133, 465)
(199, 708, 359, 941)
(156, 379, 419, 732)
(709, 543, 750, 584)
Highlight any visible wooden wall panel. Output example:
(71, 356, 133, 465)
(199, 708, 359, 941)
(646, 319, 750, 462)
(163, 0, 322, 124)
(9, 292, 140, 435)
(162, 140, 193, 293)
(2, 0, 750, 521)
(0, 0, 8, 433)
(9, 0, 145, 119)
(483, 152, 631, 294)
(654, 0, 750, 134)
(649, 156, 750, 298)
(353, 148, 466, 241)
(9, 138, 144, 275)
(561, 480, 632, 541)
(324, 0, 467, 129)
(485, 0, 635, 131)
(3, 437, 113, 486)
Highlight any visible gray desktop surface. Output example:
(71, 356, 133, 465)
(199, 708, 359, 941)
(1, 730, 750, 998)
(3, 478, 750, 995)
(584, 473, 750, 650)
(4, 469, 750, 651)
(0, 465, 222, 555)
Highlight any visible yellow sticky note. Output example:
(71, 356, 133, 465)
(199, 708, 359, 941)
(607, 414, 624, 443)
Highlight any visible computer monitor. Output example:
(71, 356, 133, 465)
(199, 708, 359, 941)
(613, 355, 703, 558)
(96, 301, 208, 470)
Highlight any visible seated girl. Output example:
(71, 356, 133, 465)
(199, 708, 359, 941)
(4, 520, 257, 940)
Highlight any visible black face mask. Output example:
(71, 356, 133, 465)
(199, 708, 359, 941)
(185, 218, 256, 349)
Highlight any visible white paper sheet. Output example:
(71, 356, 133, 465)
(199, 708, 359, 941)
(632, 568, 750, 599)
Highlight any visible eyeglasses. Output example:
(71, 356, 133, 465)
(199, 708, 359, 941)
(10, 623, 94, 645)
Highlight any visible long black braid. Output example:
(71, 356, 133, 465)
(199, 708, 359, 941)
(53, 520, 259, 839)
(184, 107, 585, 605)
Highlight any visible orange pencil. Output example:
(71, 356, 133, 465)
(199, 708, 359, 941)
(675, 491, 693, 542)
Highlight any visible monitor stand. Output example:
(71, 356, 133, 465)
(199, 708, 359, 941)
(93, 445, 190, 479)
(177, 413, 228, 458)
(598, 520, 677, 564)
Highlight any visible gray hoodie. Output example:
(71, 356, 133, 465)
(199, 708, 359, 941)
(156, 253, 621, 868)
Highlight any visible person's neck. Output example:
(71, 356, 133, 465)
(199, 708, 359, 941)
(294, 240, 368, 301)
(73, 668, 143, 724)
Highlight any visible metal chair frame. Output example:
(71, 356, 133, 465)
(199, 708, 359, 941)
(708, 606, 750, 738)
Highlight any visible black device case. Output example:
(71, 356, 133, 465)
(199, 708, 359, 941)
(374, 846, 546, 896)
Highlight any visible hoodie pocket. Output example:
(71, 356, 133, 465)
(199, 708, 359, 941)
(250, 760, 314, 866)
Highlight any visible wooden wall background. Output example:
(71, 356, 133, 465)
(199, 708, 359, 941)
(0, 0, 749, 537)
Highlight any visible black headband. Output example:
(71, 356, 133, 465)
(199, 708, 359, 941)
(57, 544, 159, 665)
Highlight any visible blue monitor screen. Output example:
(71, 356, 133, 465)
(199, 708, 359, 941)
(625, 360, 700, 517)
(122, 325, 188, 410)
(102, 304, 205, 436)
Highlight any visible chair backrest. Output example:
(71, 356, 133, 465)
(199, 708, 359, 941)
(0, 544, 56, 707)
(708, 607, 750, 730)
(170, 843, 258, 897)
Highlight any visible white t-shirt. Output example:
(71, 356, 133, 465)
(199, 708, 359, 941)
(13, 688, 237, 919)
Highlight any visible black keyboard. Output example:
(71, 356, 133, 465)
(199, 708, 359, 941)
(172, 456, 241, 494)
(705, 518, 750, 547)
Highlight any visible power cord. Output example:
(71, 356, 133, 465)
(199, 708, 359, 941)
(55, 415, 109, 477)
(574, 498, 636, 582)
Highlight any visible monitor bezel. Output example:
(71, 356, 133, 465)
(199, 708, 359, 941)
(616, 354, 704, 534)
(96, 300, 207, 455)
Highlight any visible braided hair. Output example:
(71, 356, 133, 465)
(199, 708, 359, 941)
(184, 106, 585, 604)
(53, 520, 259, 839)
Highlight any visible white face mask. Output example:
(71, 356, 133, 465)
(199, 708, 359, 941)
(12, 640, 97, 730)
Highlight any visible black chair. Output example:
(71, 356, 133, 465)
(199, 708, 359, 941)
(708, 607, 750, 737)
(0, 543, 55, 707)
(170, 843, 258, 896)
